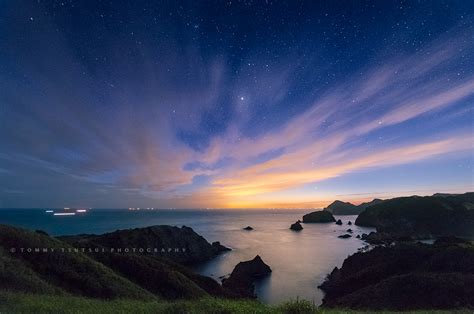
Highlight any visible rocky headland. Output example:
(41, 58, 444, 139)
(355, 192, 474, 240)
(302, 210, 336, 223)
(319, 238, 474, 310)
(222, 255, 272, 298)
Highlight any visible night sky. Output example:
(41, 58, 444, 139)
(1, 1, 473, 209)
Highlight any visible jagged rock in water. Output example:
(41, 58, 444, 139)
(290, 221, 303, 231)
(222, 255, 272, 298)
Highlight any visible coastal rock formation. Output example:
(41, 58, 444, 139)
(347, 221, 352, 225)
(355, 193, 474, 238)
(290, 221, 303, 231)
(324, 199, 384, 215)
(325, 200, 359, 215)
(243, 226, 254, 231)
(335, 219, 343, 225)
(357, 198, 384, 210)
(212, 241, 231, 253)
(60, 225, 231, 265)
(0, 224, 234, 300)
(222, 255, 272, 298)
(302, 210, 336, 223)
(360, 231, 397, 244)
(319, 241, 474, 310)
(338, 234, 352, 239)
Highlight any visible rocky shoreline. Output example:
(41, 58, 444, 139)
(1, 191, 473, 311)
(318, 238, 474, 310)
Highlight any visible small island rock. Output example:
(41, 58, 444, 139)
(302, 210, 336, 223)
(338, 234, 352, 239)
(243, 226, 254, 231)
(290, 221, 303, 231)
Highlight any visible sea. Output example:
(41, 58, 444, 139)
(0, 208, 375, 305)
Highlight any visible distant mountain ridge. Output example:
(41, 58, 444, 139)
(325, 199, 384, 215)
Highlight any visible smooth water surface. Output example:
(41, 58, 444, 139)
(0, 209, 374, 304)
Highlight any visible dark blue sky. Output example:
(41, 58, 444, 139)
(1, 0, 473, 208)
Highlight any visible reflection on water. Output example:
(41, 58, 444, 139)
(0, 209, 374, 305)
(192, 214, 374, 305)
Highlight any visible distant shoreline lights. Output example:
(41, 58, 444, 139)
(45, 208, 89, 216)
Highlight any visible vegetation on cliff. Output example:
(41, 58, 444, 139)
(319, 239, 474, 310)
(355, 193, 474, 238)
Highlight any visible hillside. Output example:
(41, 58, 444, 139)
(325, 199, 384, 215)
(355, 192, 474, 238)
(0, 224, 233, 301)
(319, 239, 474, 310)
(0, 224, 154, 300)
(59, 225, 230, 265)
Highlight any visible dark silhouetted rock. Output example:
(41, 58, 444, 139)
(212, 241, 231, 253)
(355, 193, 474, 238)
(338, 234, 352, 239)
(346, 229, 353, 233)
(347, 221, 352, 225)
(325, 199, 385, 215)
(360, 231, 395, 245)
(60, 225, 231, 265)
(302, 210, 336, 223)
(0, 224, 233, 300)
(319, 242, 474, 310)
(222, 255, 272, 298)
(325, 200, 359, 215)
(290, 221, 303, 231)
(243, 226, 254, 231)
(335, 219, 343, 225)
(357, 198, 384, 210)
(356, 234, 361, 239)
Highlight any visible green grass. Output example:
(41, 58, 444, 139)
(0, 292, 472, 314)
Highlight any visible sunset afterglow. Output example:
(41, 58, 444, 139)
(1, 2, 473, 209)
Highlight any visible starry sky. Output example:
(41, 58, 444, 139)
(1, 0, 473, 209)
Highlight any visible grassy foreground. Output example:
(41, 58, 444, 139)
(0, 292, 472, 314)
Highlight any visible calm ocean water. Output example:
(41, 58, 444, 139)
(0, 209, 374, 305)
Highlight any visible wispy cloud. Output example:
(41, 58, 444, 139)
(178, 31, 474, 207)
(1, 20, 472, 208)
